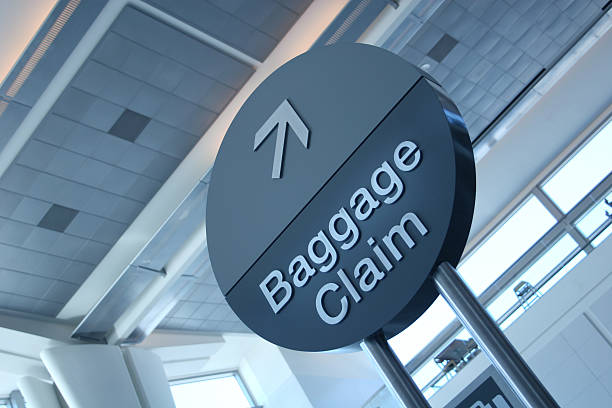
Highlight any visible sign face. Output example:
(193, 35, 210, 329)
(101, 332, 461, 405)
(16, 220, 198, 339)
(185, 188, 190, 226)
(207, 43, 475, 352)
(444, 366, 524, 408)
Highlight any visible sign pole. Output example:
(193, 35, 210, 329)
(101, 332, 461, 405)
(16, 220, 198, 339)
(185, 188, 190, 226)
(433, 262, 560, 408)
(361, 331, 432, 408)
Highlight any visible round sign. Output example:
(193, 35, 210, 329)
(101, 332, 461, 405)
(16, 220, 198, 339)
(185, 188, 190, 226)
(207, 43, 475, 352)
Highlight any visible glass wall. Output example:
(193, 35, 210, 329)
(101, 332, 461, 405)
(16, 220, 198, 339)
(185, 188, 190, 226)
(170, 372, 255, 408)
(365, 116, 612, 405)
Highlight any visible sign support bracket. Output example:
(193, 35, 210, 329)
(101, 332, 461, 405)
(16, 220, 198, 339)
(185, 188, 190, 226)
(361, 331, 432, 408)
(433, 262, 560, 408)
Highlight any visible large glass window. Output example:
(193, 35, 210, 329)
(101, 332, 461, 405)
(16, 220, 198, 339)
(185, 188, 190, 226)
(170, 373, 254, 408)
(486, 234, 578, 321)
(389, 297, 455, 364)
(542, 120, 612, 213)
(458, 196, 556, 296)
(372, 115, 612, 405)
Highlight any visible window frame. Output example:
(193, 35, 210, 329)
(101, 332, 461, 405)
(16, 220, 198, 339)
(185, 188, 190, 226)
(397, 111, 612, 395)
(169, 371, 256, 408)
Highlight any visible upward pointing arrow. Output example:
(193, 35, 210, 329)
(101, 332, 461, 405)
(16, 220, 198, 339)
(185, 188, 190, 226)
(254, 99, 309, 179)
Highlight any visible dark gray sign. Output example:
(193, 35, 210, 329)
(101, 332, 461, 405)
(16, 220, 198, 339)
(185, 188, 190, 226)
(444, 366, 525, 408)
(207, 43, 475, 351)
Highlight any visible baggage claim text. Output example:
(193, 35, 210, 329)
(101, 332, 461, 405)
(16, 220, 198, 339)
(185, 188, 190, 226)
(259, 140, 429, 325)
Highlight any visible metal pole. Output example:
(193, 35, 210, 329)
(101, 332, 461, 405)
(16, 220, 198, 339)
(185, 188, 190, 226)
(433, 262, 560, 408)
(361, 331, 432, 408)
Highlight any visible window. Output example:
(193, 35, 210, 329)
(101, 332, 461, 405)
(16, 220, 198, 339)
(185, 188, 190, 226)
(592, 223, 612, 247)
(542, 119, 612, 213)
(576, 192, 612, 239)
(170, 372, 255, 408)
(458, 195, 556, 296)
(389, 296, 455, 364)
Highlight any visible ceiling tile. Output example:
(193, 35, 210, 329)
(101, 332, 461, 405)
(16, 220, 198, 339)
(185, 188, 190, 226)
(92, 219, 127, 245)
(10, 197, 51, 225)
(43, 280, 79, 303)
(428, 33, 459, 62)
(109, 109, 151, 142)
(0, 190, 23, 218)
(59, 261, 93, 285)
(64, 212, 105, 240)
(38, 204, 79, 233)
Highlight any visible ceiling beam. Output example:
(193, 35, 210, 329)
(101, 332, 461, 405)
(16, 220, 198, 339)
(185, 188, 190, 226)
(357, 0, 422, 46)
(0, 309, 75, 343)
(107, 222, 205, 344)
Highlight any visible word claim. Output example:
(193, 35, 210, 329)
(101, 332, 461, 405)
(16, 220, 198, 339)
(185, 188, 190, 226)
(259, 140, 428, 324)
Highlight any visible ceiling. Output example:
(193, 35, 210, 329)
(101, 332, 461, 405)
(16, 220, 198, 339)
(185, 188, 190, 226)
(0, 0, 58, 88)
(0, 0, 311, 322)
(383, 0, 609, 141)
(0, 0, 610, 346)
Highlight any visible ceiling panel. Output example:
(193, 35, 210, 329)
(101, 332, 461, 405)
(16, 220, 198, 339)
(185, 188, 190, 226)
(384, 0, 608, 140)
(158, 270, 250, 334)
(0, 5, 257, 317)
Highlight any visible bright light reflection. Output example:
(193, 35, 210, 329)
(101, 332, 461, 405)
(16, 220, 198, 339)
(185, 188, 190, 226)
(576, 192, 612, 237)
(171, 376, 252, 408)
(389, 296, 455, 364)
(458, 196, 556, 295)
(391, 196, 555, 365)
(542, 120, 612, 213)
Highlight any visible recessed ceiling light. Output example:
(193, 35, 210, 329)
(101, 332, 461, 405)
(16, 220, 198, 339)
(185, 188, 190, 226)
(421, 63, 431, 70)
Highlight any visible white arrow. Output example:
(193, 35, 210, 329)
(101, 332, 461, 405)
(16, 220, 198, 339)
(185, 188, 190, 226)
(254, 99, 309, 179)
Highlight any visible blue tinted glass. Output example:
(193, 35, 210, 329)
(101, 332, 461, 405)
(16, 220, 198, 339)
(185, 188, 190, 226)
(389, 296, 455, 364)
(592, 224, 612, 247)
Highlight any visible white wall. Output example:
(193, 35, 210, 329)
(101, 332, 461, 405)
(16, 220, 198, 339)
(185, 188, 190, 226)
(0, 327, 64, 398)
(143, 332, 315, 408)
(430, 233, 612, 408)
(123, 348, 176, 408)
(239, 341, 314, 408)
(279, 348, 383, 408)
